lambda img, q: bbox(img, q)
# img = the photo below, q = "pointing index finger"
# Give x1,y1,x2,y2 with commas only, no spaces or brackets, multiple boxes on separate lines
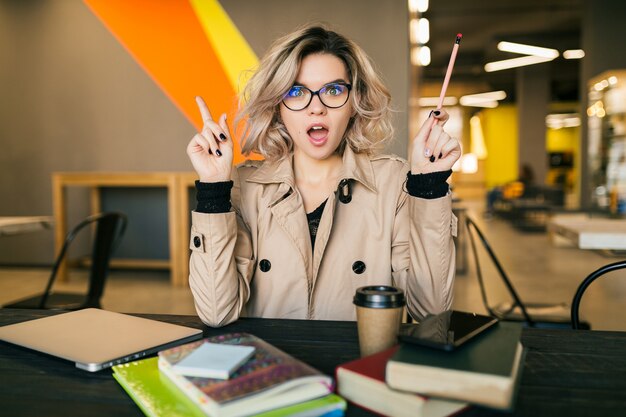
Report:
195,96,213,125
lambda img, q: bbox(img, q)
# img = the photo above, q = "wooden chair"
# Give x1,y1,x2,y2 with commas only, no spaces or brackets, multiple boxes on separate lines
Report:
3,212,127,310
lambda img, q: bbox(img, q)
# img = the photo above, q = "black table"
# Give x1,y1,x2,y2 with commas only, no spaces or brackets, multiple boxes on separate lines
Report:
1,309,625,417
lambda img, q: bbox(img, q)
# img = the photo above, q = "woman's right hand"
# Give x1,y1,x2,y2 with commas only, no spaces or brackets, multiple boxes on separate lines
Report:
186,96,234,183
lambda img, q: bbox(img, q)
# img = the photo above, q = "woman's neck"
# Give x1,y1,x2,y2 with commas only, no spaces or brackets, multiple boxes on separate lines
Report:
293,151,343,213
293,151,342,186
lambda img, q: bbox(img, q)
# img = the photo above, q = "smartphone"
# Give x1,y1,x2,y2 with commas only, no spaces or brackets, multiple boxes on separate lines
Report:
398,310,498,351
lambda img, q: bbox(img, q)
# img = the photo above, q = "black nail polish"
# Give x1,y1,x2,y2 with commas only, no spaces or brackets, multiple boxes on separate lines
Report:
208,149,212,154
219,133,226,141
429,155,436,163
433,110,441,116
438,152,443,159
216,149,222,157
428,110,434,117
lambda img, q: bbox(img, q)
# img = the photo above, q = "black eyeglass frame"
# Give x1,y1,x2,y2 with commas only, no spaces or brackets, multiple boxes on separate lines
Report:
281,83,353,111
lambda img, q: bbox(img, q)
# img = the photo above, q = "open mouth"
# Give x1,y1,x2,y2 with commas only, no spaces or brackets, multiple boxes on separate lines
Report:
307,125,329,144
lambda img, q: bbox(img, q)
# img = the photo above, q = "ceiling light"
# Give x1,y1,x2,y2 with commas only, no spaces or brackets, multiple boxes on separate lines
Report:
408,0,428,13
459,98,499,108
415,96,458,107
587,102,605,117
417,18,429,44
563,49,585,59
497,41,559,59
461,91,507,101
545,113,581,129
484,55,553,72
594,80,610,91
411,46,430,66
563,117,581,128
460,91,506,108
410,18,429,44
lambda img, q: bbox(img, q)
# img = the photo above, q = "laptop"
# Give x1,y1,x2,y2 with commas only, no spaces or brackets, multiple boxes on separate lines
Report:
0,308,203,372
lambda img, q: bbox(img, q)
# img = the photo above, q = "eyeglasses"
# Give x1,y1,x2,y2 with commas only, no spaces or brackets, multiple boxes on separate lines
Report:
282,82,352,111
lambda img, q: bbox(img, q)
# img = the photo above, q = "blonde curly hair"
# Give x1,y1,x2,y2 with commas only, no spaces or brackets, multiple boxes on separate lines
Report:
237,24,393,161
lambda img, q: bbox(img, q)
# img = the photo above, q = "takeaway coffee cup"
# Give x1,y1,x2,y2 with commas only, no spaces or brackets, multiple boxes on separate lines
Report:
353,285,406,357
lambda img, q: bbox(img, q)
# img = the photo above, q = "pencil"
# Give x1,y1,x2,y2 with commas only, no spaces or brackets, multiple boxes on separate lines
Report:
436,33,462,110
429,33,462,129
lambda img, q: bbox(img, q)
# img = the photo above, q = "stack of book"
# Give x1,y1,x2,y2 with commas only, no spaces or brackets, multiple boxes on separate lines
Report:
336,321,525,416
113,332,346,417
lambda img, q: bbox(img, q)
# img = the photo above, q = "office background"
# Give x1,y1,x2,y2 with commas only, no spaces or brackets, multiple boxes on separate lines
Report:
0,0,408,264
1,0,626,266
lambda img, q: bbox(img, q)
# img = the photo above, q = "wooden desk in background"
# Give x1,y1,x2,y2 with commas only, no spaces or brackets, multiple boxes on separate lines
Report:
0,216,53,236
2,309,626,417
52,172,197,287
548,215,626,251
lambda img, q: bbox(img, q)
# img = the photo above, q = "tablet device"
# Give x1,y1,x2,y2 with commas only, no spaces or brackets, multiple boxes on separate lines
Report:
0,308,203,372
399,310,498,351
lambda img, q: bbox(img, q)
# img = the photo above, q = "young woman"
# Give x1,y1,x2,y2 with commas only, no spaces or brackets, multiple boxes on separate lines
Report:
186,25,461,327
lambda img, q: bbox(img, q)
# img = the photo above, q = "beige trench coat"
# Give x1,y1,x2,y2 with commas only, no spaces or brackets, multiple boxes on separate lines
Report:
189,146,457,327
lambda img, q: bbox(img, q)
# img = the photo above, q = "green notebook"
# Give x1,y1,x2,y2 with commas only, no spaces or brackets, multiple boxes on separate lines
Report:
113,357,205,417
112,357,346,417
386,321,525,410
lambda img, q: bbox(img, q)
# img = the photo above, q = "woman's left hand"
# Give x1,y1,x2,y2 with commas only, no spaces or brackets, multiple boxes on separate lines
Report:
410,110,462,174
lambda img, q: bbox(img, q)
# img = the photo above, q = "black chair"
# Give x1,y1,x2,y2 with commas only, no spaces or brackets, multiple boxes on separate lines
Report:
465,215,582,329
571,260,626,329
3,212,127,310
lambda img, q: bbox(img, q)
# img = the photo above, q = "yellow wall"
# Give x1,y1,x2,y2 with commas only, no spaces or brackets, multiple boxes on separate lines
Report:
482,105,518,188
469,103,579,194
546,126,579,152
546,126,579,193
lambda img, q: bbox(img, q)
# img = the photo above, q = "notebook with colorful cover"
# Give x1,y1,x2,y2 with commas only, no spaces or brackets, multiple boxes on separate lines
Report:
112,357,346,417
336,346,468,417
157,333,334,417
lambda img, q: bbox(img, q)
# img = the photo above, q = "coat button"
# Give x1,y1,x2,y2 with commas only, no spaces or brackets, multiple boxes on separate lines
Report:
259,259,271,272
193,236,201,248
352,261,366,274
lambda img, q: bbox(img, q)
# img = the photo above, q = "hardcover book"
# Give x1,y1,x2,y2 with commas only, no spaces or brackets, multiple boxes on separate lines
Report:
386,321,525,410
113,356,346,417
336,346,468,417
157,333,335,417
